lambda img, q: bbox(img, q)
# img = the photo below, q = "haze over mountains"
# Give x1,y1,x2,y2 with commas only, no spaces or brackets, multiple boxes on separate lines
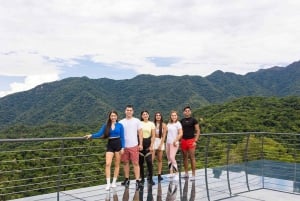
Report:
0,61,299,129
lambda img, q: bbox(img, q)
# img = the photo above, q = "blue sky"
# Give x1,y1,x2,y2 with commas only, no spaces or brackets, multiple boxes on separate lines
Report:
60,56,137,80
1,0,300,97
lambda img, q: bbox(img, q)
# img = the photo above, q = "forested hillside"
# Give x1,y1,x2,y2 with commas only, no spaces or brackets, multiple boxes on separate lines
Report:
0,61,299,132
0,96,299,139
195,96,300,133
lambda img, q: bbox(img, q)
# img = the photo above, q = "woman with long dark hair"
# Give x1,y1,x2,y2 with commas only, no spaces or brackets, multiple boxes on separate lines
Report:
153,112,167,182
85,110,125,190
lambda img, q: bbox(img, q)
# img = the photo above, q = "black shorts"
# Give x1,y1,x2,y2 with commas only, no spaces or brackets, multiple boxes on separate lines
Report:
140,137,152,155
142,137,152,150
107,138,122,152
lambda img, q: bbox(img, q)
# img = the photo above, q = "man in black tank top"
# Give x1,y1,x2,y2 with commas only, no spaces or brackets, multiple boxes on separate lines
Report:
180,106,200,181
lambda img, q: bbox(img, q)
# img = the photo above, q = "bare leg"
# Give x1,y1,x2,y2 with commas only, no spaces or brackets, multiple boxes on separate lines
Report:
132,161,140,180
113,151,120,179
123,162,130,178
189,149,196,176
152,150,156,162
105,152,114,178
182,150,189,174
157,150,163,174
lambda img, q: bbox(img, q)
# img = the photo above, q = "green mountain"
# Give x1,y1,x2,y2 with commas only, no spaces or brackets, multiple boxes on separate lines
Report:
246,61,300,96
195,96,300,133
0,61,299,130
1,96,299,139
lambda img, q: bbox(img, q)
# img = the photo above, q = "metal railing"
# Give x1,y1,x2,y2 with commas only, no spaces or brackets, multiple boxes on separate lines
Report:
0,132,299,200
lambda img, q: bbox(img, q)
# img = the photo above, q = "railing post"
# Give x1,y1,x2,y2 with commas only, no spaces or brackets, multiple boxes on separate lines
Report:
204,136,211,201
226,136,232,196
293,133,297,192
244,133,250,191
57,140,64,201
178,147,183,200
261,133,265,189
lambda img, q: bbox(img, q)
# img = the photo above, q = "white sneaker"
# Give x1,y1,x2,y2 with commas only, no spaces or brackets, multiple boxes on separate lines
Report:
173,174,179,181
111,182,117,188
190,176,195,181
105,184,111,190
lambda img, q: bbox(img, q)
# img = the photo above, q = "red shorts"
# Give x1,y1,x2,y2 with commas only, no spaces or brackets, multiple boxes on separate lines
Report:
181,138,196,151
121,145,139,163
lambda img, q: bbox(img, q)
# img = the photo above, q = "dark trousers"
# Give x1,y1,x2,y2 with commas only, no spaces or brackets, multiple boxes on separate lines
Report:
139,137,153,180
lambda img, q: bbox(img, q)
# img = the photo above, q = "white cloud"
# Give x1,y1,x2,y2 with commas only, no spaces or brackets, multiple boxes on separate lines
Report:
1,0,300,97
0,74,59,97
0,51,61,76
0,51,62,96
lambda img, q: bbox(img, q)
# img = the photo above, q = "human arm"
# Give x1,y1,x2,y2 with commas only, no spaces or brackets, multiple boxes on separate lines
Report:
84,124,105,139
173,128,183,146
138,128,143,150
150,127,155,151
84,134,93,139
173,123,183,146
119,123,125,149
194,122,200,145
159,123,167,149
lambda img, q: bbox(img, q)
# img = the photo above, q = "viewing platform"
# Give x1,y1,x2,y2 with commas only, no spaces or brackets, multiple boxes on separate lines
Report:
1,132,299,200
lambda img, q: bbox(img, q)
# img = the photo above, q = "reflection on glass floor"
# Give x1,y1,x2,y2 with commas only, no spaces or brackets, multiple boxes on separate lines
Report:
10,174,196,201
10,171,300,201
10,160,300,201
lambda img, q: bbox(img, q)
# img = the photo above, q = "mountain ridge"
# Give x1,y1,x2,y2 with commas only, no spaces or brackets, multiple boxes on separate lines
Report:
0,61,299,130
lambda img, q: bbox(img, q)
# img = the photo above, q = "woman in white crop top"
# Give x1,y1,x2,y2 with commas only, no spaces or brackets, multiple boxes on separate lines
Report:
166,110,183,180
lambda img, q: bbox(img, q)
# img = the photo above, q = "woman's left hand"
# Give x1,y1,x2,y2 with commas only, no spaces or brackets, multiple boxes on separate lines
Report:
84,134,92,140
138,144,143,151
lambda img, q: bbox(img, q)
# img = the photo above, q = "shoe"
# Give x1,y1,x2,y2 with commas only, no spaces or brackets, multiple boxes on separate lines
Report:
190,176,196,181
136,180,143,190
139,180,144,188
181,173,189,178
105,184,110,191
111,182,117,188
148,179,155,185
121,178,130,186
173,174,179,181
158,174,164,181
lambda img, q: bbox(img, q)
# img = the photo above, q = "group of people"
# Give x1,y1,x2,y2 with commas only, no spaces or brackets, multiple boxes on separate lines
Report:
84,105,200,191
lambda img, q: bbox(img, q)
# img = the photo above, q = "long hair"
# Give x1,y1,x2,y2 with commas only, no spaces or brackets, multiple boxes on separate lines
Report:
103,110,118,138
154,112,163,138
